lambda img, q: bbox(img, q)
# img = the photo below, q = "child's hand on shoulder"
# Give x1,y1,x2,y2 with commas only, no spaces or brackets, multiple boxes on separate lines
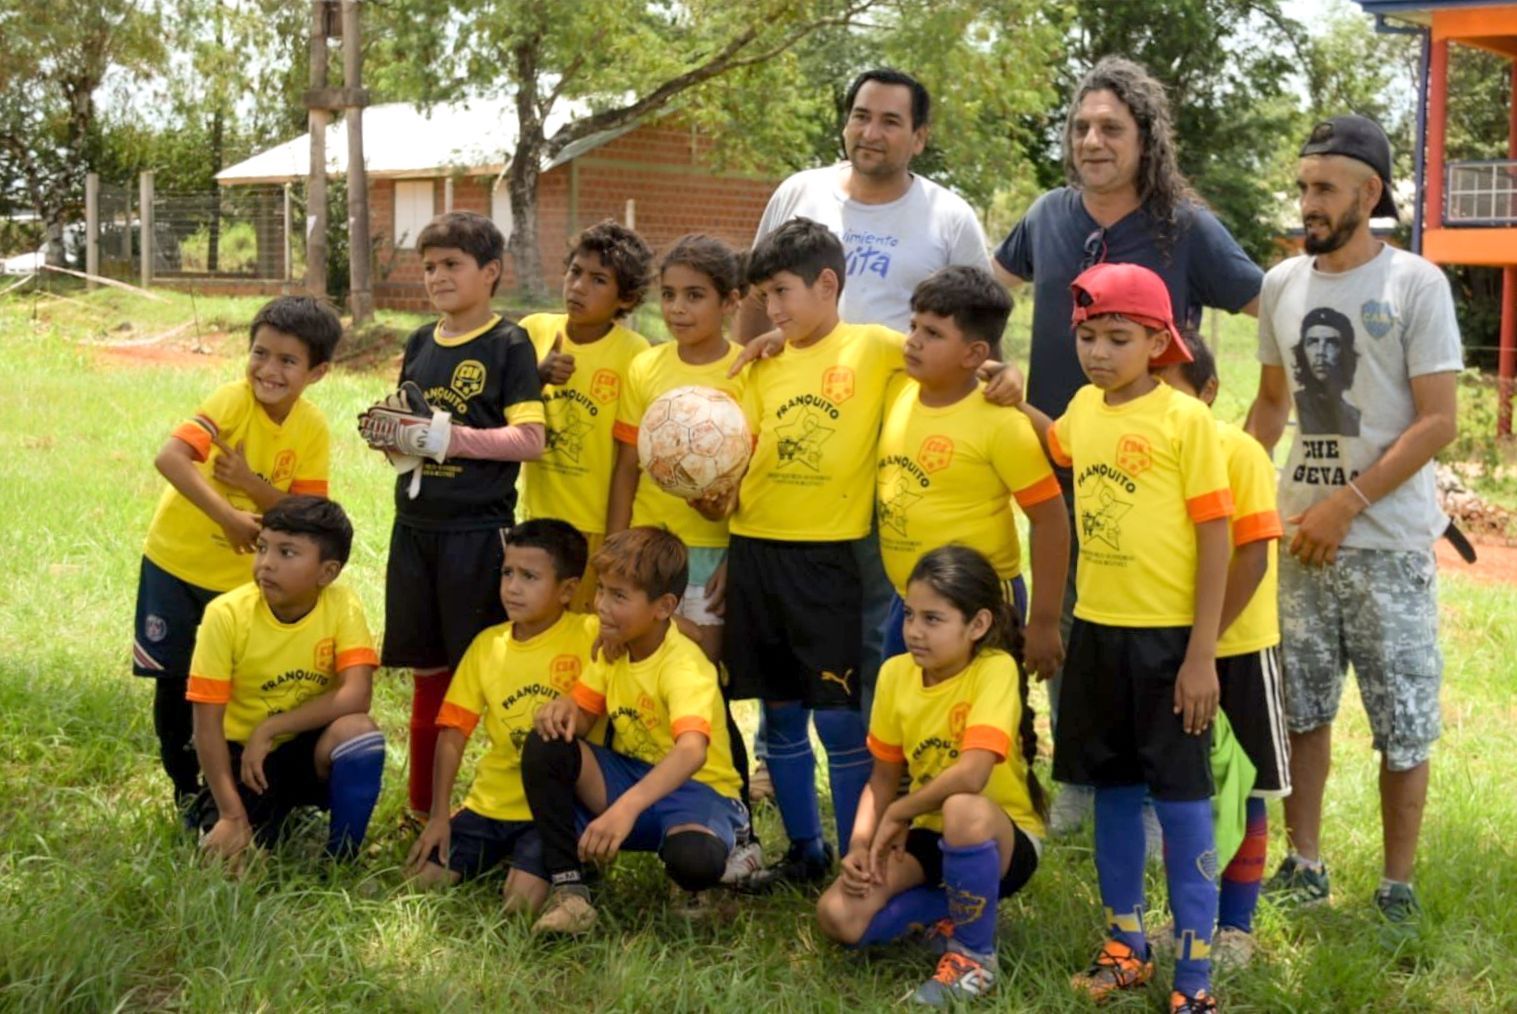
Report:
219,507,262,555
1173,656,1220,735
727,329,786,376
539,333,576,386
1022,618,1064,682
534,696,580,741
978,360,1025,407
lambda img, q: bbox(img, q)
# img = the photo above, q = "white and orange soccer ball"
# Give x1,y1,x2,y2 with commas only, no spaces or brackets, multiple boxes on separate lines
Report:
637,385,752,500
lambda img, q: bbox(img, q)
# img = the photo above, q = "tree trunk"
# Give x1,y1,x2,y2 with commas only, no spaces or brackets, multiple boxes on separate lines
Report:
507,39,547,299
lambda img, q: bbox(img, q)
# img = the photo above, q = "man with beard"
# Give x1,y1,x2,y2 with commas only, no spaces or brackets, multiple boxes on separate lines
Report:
1245,115,1461,930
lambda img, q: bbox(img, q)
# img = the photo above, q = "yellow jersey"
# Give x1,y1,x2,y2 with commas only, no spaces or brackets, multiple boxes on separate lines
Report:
612,341,748,548
519,313,649,534
143,379,329,592
186,582,378,746
569,625,742,799
867,650,1045,839
1216,421,1283,657
1048,383,1233,628
436,612,598,821
733,322,905,541
877,376,1062,594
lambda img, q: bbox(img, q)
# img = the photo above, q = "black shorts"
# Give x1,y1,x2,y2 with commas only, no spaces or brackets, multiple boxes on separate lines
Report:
905,825,1039,900
1219,645,1291,796
722,535,862,709
132,556,221,678
432,808,540,880
198,728,328,847
383,523,506,670
1053,619,1214,801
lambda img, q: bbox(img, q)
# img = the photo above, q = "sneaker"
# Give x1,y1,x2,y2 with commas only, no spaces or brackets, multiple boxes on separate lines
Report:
1070,939,1154,1002
721,840,765,886
918,917,955,957
1170,989,1218,1012
1263,855,1330,906
749,762,774,802
743,840,835,892
911,947,996,1005
1212,927,1256,968
1375,881,1422,923
1048,783,1094,837
531,885,597,935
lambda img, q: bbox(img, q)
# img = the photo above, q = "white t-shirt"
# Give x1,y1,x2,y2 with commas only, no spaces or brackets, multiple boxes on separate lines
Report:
753,164,992,332
1257,244,1463,550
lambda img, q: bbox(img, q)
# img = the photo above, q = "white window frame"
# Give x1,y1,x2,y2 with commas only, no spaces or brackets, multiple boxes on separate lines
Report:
393,179,435,249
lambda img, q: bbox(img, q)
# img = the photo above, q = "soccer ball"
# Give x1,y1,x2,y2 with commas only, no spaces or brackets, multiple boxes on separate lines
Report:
637,385,752,500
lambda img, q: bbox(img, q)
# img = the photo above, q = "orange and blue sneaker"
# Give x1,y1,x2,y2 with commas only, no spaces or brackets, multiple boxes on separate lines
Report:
1070,939,1154,1002
1171,988,1219,1012
911,946,997,1006
917,917,955,956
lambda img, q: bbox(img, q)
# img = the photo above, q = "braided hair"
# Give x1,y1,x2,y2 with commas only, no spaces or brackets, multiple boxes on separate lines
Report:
906,545,1047,819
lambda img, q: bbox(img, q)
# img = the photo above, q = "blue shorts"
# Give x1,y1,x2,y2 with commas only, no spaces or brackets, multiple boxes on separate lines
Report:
436,808,541,880
881,574,1027,660
511,742,749,878
133,556,221,678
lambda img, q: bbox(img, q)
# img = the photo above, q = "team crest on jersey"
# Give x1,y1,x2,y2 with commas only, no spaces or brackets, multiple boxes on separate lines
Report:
948,701,971,744
821,366,855,404
1361,300,1395,339
314,637,335,673
549,654,582,692
145,614,167,643
271,449,296,486
1115,434,1152,476
918,435,954,474
590,369,621,404
451,360,486,401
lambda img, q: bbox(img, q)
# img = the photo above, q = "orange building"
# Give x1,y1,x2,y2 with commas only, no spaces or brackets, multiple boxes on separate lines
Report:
1359,0,1517,434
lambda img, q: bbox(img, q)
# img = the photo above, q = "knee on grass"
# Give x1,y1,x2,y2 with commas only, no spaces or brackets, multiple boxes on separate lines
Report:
660,829,727,892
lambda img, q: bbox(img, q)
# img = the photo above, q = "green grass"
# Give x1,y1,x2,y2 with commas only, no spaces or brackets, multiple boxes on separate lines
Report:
2,289,1515,1010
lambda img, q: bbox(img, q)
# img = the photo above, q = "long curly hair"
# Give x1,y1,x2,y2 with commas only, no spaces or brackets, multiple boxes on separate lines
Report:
1063,56,1200,255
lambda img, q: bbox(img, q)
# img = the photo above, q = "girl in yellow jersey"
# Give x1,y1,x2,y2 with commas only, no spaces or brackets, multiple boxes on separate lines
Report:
816,545,1046,1005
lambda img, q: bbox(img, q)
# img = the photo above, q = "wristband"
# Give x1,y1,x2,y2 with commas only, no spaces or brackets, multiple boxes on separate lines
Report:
1346,478,1373,509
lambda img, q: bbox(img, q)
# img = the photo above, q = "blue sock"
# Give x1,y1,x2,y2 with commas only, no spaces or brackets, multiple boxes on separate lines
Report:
1219,796,1267,933
763,702,824,858
942,839,1002,957
325,730,385,859
1153,797,1218,997
813,708,870,848
855,885,949,947
1093,784,1149,956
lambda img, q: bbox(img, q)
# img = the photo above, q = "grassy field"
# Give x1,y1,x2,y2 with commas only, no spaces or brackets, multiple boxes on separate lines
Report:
1,287,1514,1011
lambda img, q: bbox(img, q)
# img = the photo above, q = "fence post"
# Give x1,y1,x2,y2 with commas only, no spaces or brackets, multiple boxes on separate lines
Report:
139,171,155,288
283,183,294,282
444,176,454,212
121,185,132,259
85,173,99,291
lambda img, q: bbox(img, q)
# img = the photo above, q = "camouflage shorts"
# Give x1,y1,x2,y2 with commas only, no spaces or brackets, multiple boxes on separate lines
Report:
1278,547,1442,771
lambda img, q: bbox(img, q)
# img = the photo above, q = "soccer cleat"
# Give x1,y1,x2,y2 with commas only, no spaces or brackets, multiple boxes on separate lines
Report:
1070,939,1155,1002
1263,855,1330,906
742,840,835,892
911,947,997,1006
720,840,765,886
1170,988,1219,1012
530,886,598,935
918,917,955,957
1211,926,1256,968
1048,783,1094,837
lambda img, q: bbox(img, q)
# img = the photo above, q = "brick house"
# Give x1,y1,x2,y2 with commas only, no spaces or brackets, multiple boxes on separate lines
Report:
215,99,781,310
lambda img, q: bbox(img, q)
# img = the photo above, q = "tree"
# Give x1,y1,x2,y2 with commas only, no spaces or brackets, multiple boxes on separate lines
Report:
0,0,164,263
366,0,1064,293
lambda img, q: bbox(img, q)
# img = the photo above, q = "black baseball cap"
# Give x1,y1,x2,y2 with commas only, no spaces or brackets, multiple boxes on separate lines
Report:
1299,114,1399,220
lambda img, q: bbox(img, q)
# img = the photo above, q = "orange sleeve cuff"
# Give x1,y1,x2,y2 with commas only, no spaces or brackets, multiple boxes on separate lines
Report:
1046,427,1072,468
185,675,230,703
1232,509,1283,546
336,647,379,671
867,734,905,763
289,479,329,496
1186,488,1235,523
961,725,1011,760
570,682,606,715
172,421,214,462
436,701,480,735
1013,472,1063,508
612,421,639,445
671,716,711,740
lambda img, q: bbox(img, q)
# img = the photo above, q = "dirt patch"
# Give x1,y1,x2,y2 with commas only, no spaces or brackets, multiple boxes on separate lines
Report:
1436,537,1517,586
93,343,224,369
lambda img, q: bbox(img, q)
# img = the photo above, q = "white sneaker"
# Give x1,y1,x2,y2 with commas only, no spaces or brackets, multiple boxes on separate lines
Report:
1048,783,1094,836
721,840,765,885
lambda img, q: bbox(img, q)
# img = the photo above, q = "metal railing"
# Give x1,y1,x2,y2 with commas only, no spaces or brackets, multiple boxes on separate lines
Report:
1446,160,1517,226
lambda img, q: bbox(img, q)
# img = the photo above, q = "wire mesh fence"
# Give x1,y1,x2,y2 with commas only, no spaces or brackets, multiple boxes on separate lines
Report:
151,184,303,280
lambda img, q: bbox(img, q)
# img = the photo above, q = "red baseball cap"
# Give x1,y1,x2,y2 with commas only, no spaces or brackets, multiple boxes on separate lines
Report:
1069,262,1193,366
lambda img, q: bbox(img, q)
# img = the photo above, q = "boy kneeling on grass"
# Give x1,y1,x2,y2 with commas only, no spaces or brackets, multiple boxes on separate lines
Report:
189,496,385,867
522,527,750,934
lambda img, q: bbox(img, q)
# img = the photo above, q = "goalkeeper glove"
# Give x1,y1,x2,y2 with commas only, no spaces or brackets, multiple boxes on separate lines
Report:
358,380,452,463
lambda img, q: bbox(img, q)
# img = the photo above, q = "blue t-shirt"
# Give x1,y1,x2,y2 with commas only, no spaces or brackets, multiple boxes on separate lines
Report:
995,187,1263,417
